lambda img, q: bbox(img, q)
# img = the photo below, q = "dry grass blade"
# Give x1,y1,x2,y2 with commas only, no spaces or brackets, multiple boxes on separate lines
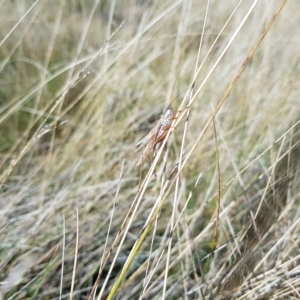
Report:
0,0,39,48
211,116,221,251
59,214,66,300
69,208,79,300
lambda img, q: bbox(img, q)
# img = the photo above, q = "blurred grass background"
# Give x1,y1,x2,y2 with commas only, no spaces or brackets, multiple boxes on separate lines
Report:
0,0,300,299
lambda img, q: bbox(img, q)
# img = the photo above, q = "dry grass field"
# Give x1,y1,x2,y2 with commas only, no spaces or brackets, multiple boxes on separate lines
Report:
0,0,300,299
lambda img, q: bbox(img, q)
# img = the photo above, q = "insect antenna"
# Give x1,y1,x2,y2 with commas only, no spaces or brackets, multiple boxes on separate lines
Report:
166,63,186,110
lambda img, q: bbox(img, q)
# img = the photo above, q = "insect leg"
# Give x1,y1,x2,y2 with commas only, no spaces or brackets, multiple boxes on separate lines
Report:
153,125,171,150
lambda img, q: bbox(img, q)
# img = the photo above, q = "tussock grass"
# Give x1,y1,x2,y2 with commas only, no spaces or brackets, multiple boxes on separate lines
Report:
0,0,299,299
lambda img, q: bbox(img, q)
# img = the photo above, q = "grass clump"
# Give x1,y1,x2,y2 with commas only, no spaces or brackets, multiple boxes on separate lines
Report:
1,1,300,299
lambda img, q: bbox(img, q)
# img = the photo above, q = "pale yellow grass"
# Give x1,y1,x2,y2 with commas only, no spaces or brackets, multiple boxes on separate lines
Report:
0,1,299,299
